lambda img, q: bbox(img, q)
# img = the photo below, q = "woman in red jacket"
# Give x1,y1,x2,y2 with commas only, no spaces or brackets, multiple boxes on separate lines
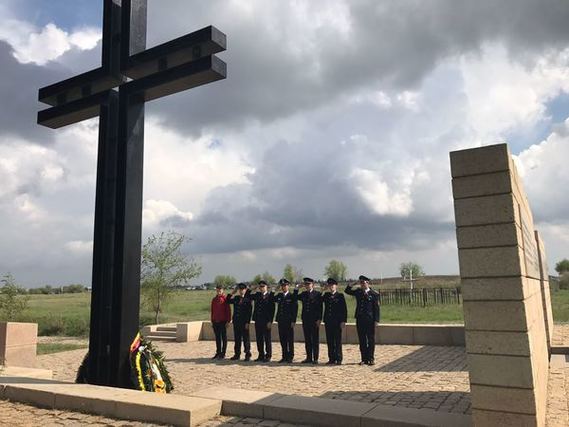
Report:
210,284,232,359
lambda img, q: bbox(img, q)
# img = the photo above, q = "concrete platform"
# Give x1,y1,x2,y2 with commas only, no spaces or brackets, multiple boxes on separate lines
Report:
0,366,53,380
191,387,472,427
0,376,221,427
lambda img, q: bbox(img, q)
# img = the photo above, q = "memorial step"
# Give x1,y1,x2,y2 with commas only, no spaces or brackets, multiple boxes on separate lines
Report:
145,335,177,342
156,326,177,332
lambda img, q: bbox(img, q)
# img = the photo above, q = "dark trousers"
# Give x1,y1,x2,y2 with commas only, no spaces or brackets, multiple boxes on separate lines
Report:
302,320,320,361
212,321,228,356
255,321,272,359
325,322,343,362
278,321,294,361
233,322,251,356
356,318,376,362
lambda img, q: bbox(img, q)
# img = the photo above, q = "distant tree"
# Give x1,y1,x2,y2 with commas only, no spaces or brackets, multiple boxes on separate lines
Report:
324,260,348,282
62,284,87,294
213,275,237,289
141,231,202,324
555,259,569,275
0,274,30,321
252,272,276,286
283,264,303,284
400,262,425,279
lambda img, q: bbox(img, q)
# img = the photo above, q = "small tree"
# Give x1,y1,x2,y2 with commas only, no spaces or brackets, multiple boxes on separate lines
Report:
252,272,276,285
283,264,303,284
0,274,30,321
213,275,237,289
555,259,569,275
141,231,202,324
400,262,425,279
324,260,347,282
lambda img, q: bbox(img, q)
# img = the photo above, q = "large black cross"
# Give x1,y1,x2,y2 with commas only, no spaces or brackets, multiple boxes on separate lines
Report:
37,0,226,388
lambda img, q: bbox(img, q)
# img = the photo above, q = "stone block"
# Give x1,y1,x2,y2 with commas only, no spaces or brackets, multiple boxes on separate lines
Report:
0,366,52,380
263,394,374,427
470,385,537,415
458,246,524,278
55,387,116,417
345,323,359,344
200,322,216,340
412,325,453,346
0,322,38,368
461,277,530,301
362,404,472,427
191,386,282,418
456,223,520,249
463,300,529,332
467,353,534,388
450,326,466,346
465,330,531,356
454,194,517,227
450,143,511,178
472,409,538,427
176,322,203,342
377,325,414,345
3,384,56,409
452,171,512,199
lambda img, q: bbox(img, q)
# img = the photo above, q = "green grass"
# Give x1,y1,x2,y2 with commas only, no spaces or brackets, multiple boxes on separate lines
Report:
15,288,569,336
37,343,87,355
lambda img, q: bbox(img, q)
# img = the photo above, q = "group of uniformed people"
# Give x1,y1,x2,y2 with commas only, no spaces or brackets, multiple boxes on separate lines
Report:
209,275,380,365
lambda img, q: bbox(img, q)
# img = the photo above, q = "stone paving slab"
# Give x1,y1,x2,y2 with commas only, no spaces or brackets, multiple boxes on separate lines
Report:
38,341,471,415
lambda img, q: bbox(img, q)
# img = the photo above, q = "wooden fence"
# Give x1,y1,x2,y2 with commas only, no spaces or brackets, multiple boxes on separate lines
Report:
378,287,462,306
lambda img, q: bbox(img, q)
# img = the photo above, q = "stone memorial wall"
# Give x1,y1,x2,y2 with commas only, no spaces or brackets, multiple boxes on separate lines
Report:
450,144,551,427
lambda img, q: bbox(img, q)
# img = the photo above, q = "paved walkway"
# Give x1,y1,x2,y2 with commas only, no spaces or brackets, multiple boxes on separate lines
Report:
8,324,569,425
38,341,471,415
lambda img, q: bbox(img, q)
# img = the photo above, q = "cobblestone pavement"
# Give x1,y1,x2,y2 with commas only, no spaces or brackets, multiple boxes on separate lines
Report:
547,324,569,427
0,399,164,426
0,400,309,427
38,341,471,415
552,323,569,347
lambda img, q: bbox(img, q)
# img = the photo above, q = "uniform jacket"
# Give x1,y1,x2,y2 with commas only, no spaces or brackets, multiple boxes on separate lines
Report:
226,292,253,324
275,291,298,323
211,294,232,323
295,289,323,322
250,290,276,323
344,286,380,323
323,291,348,324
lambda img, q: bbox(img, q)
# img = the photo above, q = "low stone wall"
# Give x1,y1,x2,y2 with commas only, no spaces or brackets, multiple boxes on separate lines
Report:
144,321,465,347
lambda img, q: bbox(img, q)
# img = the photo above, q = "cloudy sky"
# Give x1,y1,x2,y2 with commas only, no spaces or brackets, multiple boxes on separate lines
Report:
0,0,568,287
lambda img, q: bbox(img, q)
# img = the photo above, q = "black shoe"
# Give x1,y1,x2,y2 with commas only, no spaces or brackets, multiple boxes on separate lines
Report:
263,356,271,363
335,360,342,365
312,360,318,365
254,356,264,362
359,360,367,366
367,359,375,366
326,360,335,365
244,353,252,361
212,353,220,359
230,355,240,361
278,358,286,363
301,359,312,364
219,353,226,359
286,358,293,363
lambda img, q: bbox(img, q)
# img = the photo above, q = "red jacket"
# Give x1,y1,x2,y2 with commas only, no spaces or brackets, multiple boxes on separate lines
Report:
211,294,231,322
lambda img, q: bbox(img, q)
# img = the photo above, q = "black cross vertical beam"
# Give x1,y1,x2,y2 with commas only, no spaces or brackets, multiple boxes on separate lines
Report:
37,0,226,388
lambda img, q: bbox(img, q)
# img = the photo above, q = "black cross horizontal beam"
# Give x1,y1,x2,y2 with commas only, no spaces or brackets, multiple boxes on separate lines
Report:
124,25,226,79
38,55,226,128
37,25,226,128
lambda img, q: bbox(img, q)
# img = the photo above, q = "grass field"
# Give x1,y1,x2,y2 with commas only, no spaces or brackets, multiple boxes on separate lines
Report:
15,288,569,337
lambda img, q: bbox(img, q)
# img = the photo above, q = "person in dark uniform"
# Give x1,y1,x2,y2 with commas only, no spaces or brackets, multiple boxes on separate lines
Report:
345,275,380,365
322,278,347,365
295,277,323,364
226,283,253,361
275,278,298,363
250,280,275,362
